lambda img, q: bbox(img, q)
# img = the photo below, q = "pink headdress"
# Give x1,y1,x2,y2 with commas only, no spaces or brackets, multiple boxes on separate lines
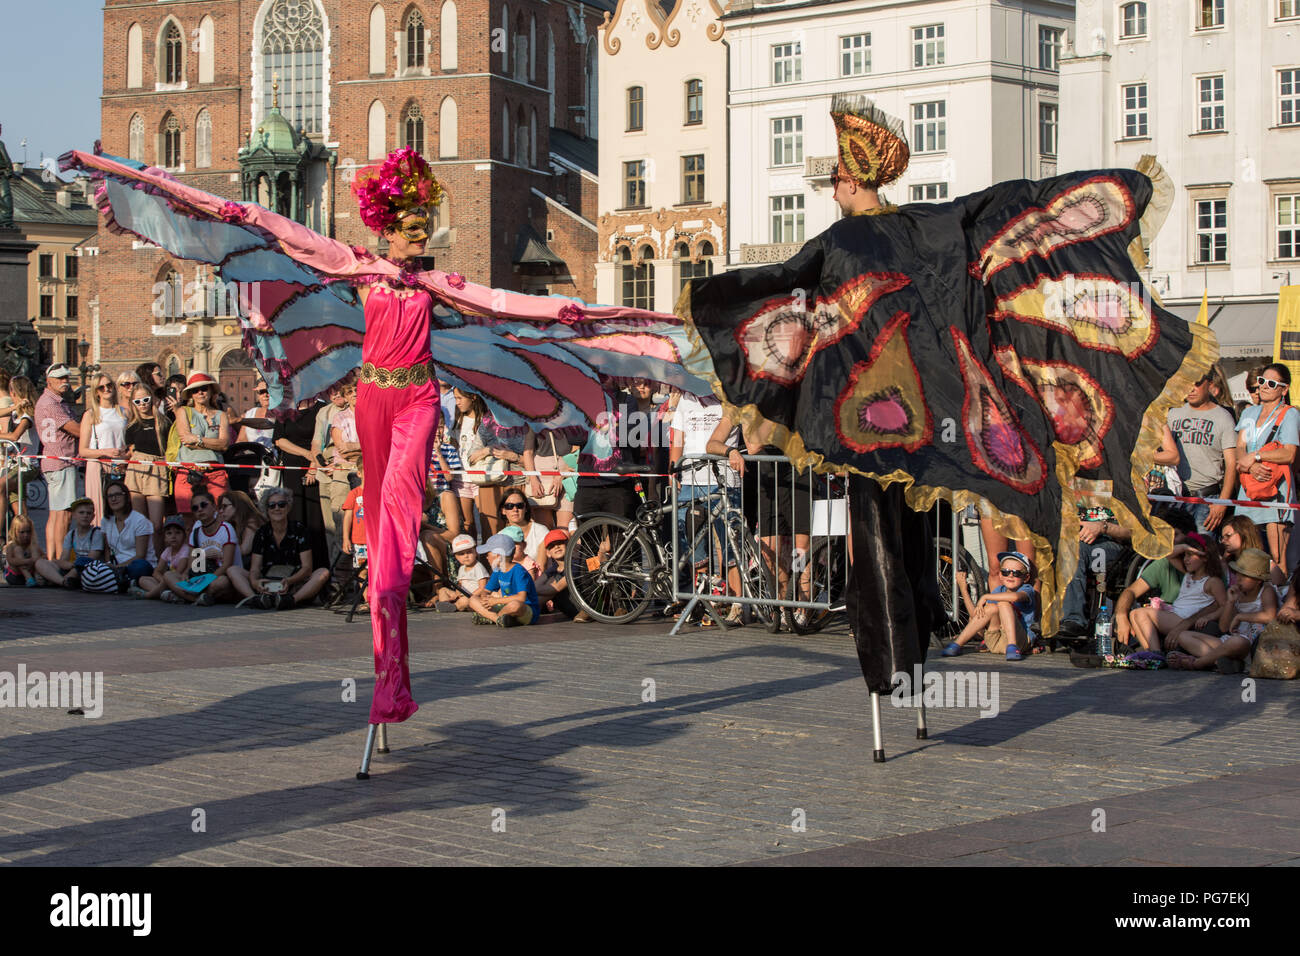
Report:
350,147,444,235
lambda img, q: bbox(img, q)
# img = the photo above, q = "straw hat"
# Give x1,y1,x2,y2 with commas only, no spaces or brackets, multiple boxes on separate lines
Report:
1229,548,1271,582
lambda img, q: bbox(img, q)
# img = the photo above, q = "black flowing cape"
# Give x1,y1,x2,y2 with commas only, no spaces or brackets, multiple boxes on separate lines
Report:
681,163,1216,649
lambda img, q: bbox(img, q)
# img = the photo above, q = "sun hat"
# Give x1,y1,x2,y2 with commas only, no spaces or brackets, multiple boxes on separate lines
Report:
1229,548,1271,582
543,529,569,548
476,533,515,558
451,533,476,553
184,371,219,393
45,363,71,379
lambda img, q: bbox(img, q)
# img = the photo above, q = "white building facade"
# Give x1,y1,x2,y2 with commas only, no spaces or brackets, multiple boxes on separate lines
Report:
725,0,1073,265
1059,0,1300,367
595,0,730,312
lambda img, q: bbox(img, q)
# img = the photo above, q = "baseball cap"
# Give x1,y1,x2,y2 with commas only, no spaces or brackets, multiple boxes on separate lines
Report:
451,533,476,553
997,551,1032,573
46,363,71,379
163,515,187,530
476,533,515,557
543,529,569,548
500,524,525,544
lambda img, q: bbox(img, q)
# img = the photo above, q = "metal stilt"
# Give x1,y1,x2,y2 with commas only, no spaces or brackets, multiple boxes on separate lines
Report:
377,722,390,754
356,723,379,780
916,699,929,740
870,691,885,762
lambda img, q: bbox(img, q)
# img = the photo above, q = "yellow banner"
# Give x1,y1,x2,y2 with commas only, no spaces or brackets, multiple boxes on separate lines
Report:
1195,289,1208,325
1275,285,1300,385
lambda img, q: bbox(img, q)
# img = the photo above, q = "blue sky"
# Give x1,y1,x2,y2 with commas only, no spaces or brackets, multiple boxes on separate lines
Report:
0,0,103,169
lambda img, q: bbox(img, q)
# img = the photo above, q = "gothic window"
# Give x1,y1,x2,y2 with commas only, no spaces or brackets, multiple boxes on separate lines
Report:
128,114,144,161
369,5,386,74
162,113,182,169
162,21,184,84
368,100,387,159
127,23,142,88
198,16,215,83
439,96,458,158
440,1,458,70
196,109,213,167
404,102,425,154
260,0,326,135
405,8,426,71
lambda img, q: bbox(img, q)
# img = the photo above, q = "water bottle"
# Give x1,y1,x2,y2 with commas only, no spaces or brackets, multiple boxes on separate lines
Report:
1094,599,1114,656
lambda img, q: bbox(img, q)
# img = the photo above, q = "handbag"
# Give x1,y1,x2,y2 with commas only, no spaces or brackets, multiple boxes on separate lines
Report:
462,423,507,486
1240,406,1289,501
79,559,120,594
528,432,563,508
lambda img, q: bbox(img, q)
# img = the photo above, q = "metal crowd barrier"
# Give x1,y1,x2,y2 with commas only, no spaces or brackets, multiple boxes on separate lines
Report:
668,452,850,633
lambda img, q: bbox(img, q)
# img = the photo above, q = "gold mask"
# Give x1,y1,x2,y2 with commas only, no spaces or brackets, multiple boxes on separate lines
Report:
398,215,429,242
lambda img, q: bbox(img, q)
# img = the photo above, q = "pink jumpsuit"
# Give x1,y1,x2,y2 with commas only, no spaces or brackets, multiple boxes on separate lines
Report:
354,284,440,724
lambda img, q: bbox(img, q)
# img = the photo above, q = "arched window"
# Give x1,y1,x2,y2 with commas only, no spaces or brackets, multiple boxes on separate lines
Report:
529,14,536,82
439,96,458,158
513,13,527,82
198,16,215,83
501,102,511,159
368,100,387,159
500,4,509,74
158,267,183,323
127,23,142,88
515,106,528,167
369,5,386,74
440,0,458,70
586,39,598,138
546,26,555,124
162,113,182,169
162,21,184,84
128,114,144,161
405,8,426,71
195,109,213,167
677,240,713,294
260,0,326,135
530,108,537,167
1120,2,1147,38
620,246,654,310
404,102,425,154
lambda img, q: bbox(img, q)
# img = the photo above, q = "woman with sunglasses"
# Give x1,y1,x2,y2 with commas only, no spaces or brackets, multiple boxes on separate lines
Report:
135,363,167,402
115,371,142,419
499,490,550,571
173,371,231,519
228,481,331,610
1234,363,1299,573
78,374,127,524
124,384,171,545
941,551,1039,661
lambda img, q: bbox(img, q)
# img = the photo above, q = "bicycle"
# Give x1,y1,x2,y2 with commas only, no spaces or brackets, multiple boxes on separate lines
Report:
565,464,779,628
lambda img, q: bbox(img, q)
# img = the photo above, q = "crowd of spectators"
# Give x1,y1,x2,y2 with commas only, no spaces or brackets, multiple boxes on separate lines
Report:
7,355,1295,670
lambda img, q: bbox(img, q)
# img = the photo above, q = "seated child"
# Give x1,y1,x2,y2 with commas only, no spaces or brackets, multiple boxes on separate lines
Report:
34,498,105,589
132,515,191,600
1169,547,1276,672
433,533,487,612
469,532,540,627
941,550,1038,661
3,514,44,586
341,469,369,605
534,528,582,619
1127,533,1227,653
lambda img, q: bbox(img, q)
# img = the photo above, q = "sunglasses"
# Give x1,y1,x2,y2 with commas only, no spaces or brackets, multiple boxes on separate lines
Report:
133,397,153,405
255,389,268,395
192,503,212,511
502,501,526,510
96,385,114,392
267,500,290,509
1248,386,1260,394
1000,567,1028,578
1260,378,1287,390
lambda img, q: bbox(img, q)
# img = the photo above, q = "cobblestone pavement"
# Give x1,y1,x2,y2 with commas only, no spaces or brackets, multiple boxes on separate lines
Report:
2,586,1299,866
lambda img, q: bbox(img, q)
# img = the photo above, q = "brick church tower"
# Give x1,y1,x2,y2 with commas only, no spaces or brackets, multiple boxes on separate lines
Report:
93,0,605,397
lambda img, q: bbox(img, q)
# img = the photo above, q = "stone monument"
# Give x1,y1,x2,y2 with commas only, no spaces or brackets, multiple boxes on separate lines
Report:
0,124,39,374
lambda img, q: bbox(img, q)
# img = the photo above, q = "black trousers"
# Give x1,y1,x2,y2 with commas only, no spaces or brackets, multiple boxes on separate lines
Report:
844,475,939,694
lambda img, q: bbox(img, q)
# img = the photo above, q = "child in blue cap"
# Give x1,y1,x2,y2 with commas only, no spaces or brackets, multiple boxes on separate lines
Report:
942,550,1038,661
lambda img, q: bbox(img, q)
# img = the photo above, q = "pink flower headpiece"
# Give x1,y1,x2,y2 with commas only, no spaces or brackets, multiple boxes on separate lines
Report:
351,147,444,235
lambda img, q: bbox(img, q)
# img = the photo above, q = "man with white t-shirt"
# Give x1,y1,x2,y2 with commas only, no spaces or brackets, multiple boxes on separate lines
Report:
669,394,742,607
1166,370,1237,534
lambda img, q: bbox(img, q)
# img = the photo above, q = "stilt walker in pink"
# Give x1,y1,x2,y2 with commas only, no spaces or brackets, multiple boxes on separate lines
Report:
348,151,445,728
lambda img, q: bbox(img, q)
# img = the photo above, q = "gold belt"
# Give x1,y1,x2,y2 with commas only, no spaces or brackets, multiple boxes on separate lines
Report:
359,361,434,389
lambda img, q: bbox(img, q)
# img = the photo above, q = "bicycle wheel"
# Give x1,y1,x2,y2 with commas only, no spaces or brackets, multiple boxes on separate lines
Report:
565,512,655,624
733,532,781,632
785,539,848,635
931,536,986,647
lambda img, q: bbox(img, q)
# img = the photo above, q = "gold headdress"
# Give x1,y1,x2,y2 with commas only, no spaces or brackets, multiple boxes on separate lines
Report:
830,95,909,189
